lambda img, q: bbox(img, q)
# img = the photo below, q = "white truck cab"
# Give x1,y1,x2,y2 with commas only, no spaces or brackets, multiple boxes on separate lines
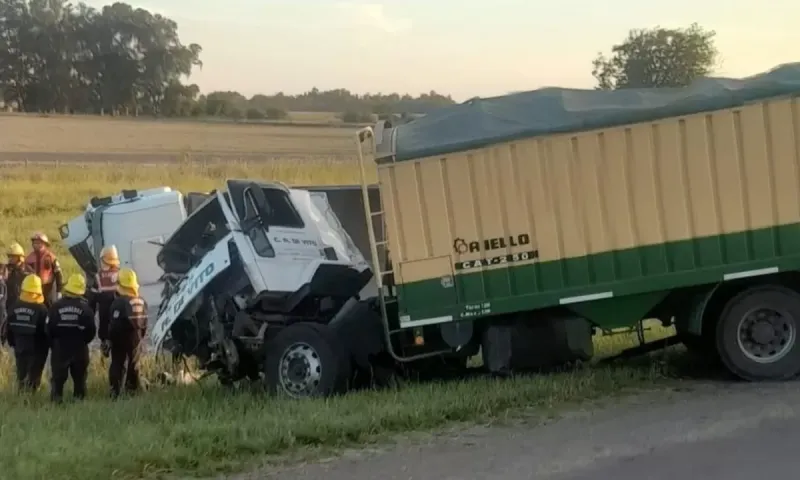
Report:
60,180,378,329
59,187,191,311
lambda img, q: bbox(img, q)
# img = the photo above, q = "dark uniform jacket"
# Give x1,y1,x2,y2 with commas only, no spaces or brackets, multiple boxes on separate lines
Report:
0,278,7,330
109,295,148,343
5,300,49,349
46,296,97,348
5,262,32,311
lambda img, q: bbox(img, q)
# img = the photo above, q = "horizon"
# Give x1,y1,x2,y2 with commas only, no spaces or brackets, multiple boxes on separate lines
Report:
65,0,800,102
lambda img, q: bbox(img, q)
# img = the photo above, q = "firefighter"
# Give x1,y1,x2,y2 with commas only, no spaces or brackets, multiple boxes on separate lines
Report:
108,268,148,398
86,245,120,358
25,233,64,308
5,242,31,311
3,274,49,392
47,273,96,403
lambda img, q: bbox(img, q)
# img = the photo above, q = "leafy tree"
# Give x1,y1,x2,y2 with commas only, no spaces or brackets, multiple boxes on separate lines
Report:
0,0,202,114
592,23,718,90
204,91,246,117
161,81,200,117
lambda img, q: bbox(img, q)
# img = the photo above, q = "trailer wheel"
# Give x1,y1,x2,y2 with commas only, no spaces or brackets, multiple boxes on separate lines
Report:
263,322,351,398
716,286,800,381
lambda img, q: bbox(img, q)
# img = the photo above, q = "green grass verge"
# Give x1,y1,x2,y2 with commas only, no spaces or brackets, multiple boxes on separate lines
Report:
0,324,684,479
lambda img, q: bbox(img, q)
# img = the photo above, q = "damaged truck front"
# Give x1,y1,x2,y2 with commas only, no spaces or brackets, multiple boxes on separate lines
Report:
150,180,388,395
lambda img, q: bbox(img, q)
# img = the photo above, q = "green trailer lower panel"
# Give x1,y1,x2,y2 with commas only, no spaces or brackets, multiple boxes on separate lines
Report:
397,222,800,329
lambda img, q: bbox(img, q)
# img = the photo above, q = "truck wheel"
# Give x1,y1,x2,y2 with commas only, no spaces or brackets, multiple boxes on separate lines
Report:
263,322,351,398
715,286,800,381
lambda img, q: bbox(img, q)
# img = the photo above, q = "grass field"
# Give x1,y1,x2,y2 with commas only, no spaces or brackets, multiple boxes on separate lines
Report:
0,161,688,479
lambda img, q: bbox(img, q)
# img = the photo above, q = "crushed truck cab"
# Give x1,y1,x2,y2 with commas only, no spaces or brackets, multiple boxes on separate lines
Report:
149,180,382,394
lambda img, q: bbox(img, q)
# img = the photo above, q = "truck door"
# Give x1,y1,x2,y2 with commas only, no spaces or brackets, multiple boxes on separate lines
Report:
232,183,324,293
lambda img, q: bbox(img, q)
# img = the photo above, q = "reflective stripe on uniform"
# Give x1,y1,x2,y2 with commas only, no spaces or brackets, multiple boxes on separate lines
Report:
9,322,36,329
95,270,119,292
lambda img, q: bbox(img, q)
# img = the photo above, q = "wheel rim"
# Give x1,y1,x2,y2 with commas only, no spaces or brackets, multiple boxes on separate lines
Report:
278,342,322,397
736,306,796,364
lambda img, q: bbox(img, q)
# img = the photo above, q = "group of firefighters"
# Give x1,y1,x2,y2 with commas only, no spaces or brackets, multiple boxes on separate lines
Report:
0,233,149,402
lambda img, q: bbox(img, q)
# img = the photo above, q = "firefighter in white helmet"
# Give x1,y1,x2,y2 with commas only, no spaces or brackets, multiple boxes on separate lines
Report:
86,245,120,357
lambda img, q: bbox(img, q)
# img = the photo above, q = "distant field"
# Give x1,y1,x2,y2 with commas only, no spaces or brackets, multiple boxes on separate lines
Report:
0,112,360,164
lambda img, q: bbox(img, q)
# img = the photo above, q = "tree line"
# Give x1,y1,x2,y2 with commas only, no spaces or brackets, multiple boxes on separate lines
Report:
200,89,456,122
1,0,720,121
0,0,455,119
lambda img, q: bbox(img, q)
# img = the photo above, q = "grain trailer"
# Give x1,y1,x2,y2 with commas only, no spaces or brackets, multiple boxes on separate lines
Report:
359,62,800,382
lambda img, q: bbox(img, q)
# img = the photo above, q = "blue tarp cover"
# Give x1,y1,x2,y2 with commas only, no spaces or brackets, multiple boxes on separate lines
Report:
392,63,800,162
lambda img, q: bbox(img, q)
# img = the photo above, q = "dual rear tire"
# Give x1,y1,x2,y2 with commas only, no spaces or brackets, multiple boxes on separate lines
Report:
715,286,800,381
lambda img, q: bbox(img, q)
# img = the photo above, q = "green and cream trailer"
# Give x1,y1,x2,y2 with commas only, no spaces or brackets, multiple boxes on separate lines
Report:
356,62,800,381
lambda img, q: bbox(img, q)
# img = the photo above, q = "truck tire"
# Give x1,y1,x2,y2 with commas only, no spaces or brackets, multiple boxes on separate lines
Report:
715,286,800,381
263,322,351,398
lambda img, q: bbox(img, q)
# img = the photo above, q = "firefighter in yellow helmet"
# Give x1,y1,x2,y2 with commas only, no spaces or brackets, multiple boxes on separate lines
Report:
3,274,49,392
25,232,64,308
86,245,120,358
5,242,32,313
46,274,96,402
107,268,148,398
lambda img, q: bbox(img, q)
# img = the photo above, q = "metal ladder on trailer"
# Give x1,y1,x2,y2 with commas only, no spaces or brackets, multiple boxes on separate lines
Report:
355,129,397,323
355,128,453,363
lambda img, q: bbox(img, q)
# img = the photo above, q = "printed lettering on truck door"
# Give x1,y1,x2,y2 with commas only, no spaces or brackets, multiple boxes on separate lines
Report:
270,228,321,258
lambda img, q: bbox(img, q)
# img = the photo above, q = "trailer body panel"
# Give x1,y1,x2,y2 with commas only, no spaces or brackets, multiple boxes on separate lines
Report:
378,97,800,328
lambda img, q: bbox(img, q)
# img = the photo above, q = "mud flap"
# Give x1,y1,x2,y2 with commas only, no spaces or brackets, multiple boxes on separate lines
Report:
328,300,386,370
481,314,594,374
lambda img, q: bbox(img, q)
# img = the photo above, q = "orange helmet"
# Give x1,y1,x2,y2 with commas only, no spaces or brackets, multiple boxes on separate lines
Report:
31,232,50,245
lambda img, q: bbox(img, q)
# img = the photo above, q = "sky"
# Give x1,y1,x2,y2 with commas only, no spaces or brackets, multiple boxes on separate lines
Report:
82,0,800,101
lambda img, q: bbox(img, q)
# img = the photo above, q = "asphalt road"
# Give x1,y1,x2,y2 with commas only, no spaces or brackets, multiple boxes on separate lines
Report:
232,381,800,480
